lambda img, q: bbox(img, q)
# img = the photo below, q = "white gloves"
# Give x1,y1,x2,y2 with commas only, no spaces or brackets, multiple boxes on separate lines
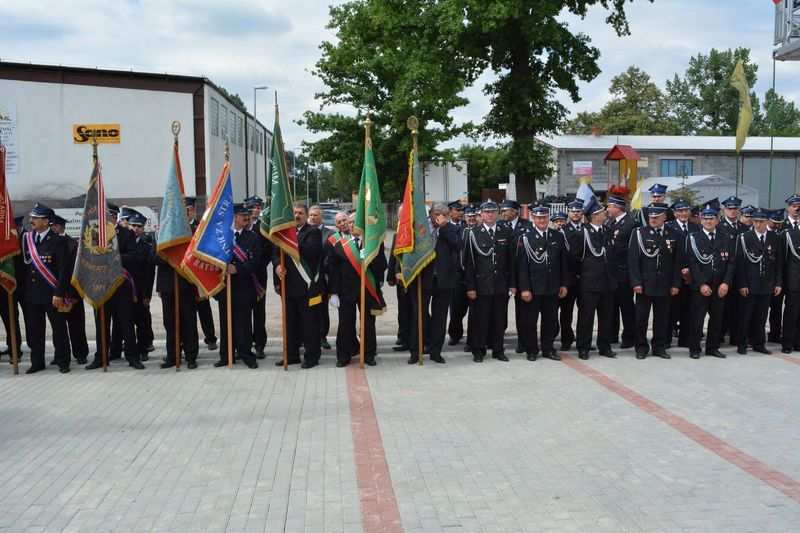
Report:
330,294,340,308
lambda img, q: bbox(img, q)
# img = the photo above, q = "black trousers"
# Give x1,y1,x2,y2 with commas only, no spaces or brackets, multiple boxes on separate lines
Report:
66,299,89,361
768,293,784,342
317,292,330,342
0,289,22,353
465,297,476,348
722,291,743,345
513,293,525,348
521,293,558,355
689,289,725,354
612,283,636,345
93,290,139,365
336,299,376,364
410,283,451,358
576,290,614,352
781,290,800,350
739,293,771,349
196,297,217,344
26,301,69,369
635,293,670,353
286,296,320,364
470,293,508,357
448,281,469,342
161,291,199,364
132,300,152,355
668,284,692,347
557,285,578,347
252,297,267,349
396,284,412,345
218,299,255,364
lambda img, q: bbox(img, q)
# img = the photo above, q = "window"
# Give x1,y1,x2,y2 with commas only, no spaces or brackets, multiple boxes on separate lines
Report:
231,110,236,143
236,116,243,147
220,104,228,139
660,159,693,177
210,98,219,136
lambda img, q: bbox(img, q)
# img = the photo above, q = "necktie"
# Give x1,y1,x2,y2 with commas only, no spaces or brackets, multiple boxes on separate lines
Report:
794,222,798,230
709,232,715,244
355,237,360,249
489,227,494,238
35,234,41,245
235,231,240,242
760,234,765,244
657,229,662,238
681,223,686,233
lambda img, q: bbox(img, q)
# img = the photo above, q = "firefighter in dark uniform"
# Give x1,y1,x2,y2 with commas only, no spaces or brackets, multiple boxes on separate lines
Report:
735,208,783,355
780,195,800,353
516,204,568,361
447,201,470,346
186,196,218,351
329,213,387,367
637,183,674,225
310,205,334,351
500,200,533,353
21,204,72,374
273,203,323,368
767,209,785,344
152,250,199,369
558,200,584,350
464,200,516,363
463,203,481,353
571,198,617,360
686,204,734,358
718,196,748,346
126,211,156,362
213,204,260,369
666,199,700,348
606,195,638,349
244,196,271,358
0,215,25,361
628,203,682,359
781,195,800,232
49,215,89,365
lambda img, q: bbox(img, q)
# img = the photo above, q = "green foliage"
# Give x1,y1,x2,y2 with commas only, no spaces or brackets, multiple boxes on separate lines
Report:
667,182,702,207
216,86,248,113
753,88,800,136
457,144,511,200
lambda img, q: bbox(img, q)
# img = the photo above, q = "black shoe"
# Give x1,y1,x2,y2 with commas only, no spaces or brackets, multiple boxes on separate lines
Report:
146,344,155,353
654,351,671,359
49,359,57,366
599,350,617,358
619,342,635,349
301,361,318,369
690,352,701,359
213,360,228,368
736,346,747,355
407,356,417,364
275,360,301,366
753,346,772,355
706,350,726,358
473,355,483,363
25,366,44,374
543,351,561,361
526,353,538,361
336,361,348,368
108,354,121,361
664,343,672,350
365,360,377,366
447,338,460,346
59,366,70,374
560,343,572,351
430,356,446,364
423,345,430,354
187,361,198,369
463,345,472,352
76,357,87,365
206,341,218,351
245,360,258,369
515,345,524,354
392,345,409,352
782,347,792,354
321,340,332,350
636,352,647,359
160,361,176,369
256,348,266,360
492,353,509,362
85,360,103,370
578,351,589,360
129,361,145,370
139,354,149,362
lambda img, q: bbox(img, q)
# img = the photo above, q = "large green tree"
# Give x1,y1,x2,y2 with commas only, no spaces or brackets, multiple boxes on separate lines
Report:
753,88,800,137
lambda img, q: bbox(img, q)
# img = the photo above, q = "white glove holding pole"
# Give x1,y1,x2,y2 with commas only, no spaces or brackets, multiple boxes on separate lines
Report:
330,294,340,308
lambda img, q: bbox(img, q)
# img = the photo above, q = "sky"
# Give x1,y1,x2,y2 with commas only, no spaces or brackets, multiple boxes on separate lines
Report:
1,0,797,152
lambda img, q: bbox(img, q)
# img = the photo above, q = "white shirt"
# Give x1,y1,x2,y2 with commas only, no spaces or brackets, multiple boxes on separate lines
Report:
483,223,497,233
590,223,603,232
754,230,767,241
614,213,627,224
35,228,50,241
704,229,715,240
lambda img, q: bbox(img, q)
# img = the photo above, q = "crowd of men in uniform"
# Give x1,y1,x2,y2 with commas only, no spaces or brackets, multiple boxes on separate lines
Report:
4,183,800,375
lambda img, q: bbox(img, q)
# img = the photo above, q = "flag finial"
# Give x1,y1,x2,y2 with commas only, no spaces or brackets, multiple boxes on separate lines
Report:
171,120,181,142
91,129,99,164
224,136,230,162
407,116,419,152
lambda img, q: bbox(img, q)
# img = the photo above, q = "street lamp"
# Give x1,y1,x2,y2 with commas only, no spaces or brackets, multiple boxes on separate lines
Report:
253,85,268,195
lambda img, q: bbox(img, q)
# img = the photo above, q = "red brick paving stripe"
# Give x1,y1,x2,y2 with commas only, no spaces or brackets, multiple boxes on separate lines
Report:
770,353,800,366
560,354,800,504
346,365,404,533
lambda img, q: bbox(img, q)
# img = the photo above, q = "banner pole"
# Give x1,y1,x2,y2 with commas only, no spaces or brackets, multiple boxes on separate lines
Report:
359,261,366,369
100,305,108,372
280,249,288,371
174,270,181,371
226,271,233,368
8,293,19,375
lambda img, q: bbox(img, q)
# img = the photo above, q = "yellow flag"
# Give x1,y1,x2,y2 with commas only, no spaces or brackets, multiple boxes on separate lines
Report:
729,58,753,152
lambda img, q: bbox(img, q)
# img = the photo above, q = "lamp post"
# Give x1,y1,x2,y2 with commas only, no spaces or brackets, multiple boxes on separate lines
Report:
253,85,268,196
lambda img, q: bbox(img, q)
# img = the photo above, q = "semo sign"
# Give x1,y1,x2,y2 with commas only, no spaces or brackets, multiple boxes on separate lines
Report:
73,124,121,144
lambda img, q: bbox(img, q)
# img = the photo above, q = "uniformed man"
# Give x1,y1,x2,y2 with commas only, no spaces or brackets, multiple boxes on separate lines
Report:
386,214,413,352
273,203,323,368
559,200,584,350
606,195,638,349
407,202,462,364
309,205,334,351
0,215,24,361
127,211,156,362
780,197,800,353
551,211,567,230
516,204,568,361
666,199,700,348
447,204,472,347
243,196,271,358
186,196,218,351
781,195,800,231
628,203,681,359
462,204,482,353
21,204,72,373
464,200,516,362
685,204,734,359
329,213,387,367
500,199,533,353
638,183,671,225
767,208,785,343
741,205,755,227
213,204,261,369
152,249,200,370
571,198,617,360
718,196,747,347
448,200,466,226
735,208,782,355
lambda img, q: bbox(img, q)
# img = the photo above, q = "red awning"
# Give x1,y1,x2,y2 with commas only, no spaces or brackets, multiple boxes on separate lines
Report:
603,144,640,161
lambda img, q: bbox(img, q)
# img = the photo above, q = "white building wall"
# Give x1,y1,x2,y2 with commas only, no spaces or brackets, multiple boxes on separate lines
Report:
422,159,468,204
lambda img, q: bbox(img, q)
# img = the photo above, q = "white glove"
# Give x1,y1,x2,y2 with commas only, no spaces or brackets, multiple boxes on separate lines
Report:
330,294,340,308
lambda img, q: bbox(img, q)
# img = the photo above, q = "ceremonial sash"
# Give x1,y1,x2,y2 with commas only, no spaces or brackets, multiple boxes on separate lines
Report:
232,240,266,300
24,231,72,312
122,268,138,302
340,236,386,315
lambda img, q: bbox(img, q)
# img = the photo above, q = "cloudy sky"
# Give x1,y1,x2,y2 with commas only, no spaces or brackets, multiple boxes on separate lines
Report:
1,0,796,151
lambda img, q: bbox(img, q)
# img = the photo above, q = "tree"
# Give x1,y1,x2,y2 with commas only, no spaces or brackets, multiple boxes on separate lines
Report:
457,144,512,201
665,47,761,136
216,86,247,113
752,88,800,137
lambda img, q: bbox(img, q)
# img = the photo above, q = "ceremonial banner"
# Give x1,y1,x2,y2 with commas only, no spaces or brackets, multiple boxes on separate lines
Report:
0,146,19,292
180,162,234,298
353,129,386,268
156,140,193,275
71,163,123,309
730,58,753,152
261,108,298,259
394,149,435,288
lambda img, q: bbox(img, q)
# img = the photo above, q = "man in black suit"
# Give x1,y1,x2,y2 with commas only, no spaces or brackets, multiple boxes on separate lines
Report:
274,203,323,369
21,204,72,374
126,212,156,362
735,208,783,355
310,205,334,351
628,203,682,359
780,199,800,353
447,204,472,346
186,196,218,351
387,231,412,351
558,200,584,350
570,198,618,360
516,204,568,361
767,209,785,343
686,204,734,358
407,202,463,364
718,195,748,346
666,199,700,348
329,213,387,367
214,204,261,369
153,252,199,369
606,195,638,349
244,196,270,358
464,200,516,362
500,200,533,353
448,200,466,227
